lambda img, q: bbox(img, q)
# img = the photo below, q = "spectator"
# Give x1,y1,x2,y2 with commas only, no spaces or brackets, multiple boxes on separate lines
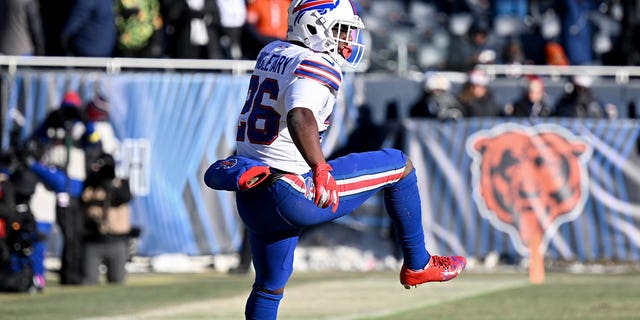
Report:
0,0,45,56
545,40,570,66
4,116,48,291
554,0,594,65
242,0,290,59
503,76,552,119
490,0,528,20
28,91,101,285
0,144,41,292
551,75,613,118
30,157,85,285
39,0,75,56
605,0,640,66
409,72,465,120
10,160,47,292
519,24,551,65
30,91,101,163
446,20,500,71
83,90,121,172
61,0,117,57
216,0,246,59
30,152,132,285
0,159,31,292
114,0,164,58
552,75,617,118
500,36,526,65
161,0,224,59
428,0,472,16
552,75,618,119
622,1,640,65
80,152,132,285
456,70,503,117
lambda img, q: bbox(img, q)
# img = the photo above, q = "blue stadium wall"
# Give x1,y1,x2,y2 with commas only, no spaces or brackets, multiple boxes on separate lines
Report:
1,71,639,263
0,71,359,257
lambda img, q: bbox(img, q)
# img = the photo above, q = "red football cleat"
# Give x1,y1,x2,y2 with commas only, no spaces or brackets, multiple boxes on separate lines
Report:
400,255,467,289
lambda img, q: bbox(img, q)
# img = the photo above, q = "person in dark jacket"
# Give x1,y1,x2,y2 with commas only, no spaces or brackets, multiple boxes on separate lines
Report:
80,152,132,284
161,0,224,59
38,0,74,56
409,72,465,120
27,91,102,285
551,75,610,118
456,70,503,117
61,0,117,57
30,152,133,285
503,76,552,119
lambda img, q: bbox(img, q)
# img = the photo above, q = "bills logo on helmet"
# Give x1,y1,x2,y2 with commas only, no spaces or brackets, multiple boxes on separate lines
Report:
292,0,359,22
293,0,347,23
466,123,592,255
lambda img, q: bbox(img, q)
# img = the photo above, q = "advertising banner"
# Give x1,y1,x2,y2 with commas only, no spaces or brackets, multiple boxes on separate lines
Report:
405,118,640,262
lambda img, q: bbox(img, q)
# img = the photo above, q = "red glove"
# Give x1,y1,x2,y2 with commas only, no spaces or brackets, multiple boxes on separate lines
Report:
311,163,339,213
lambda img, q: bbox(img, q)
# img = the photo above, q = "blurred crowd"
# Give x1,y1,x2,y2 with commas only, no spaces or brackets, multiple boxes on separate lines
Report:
1,0,638,73
0,0,287,60
0,90,137,292
408,70,622,121
362,0,639,72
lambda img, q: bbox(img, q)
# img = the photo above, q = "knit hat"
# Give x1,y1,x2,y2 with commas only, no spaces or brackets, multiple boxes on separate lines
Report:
526,75,544,88
424,72,451,92
468,70,489,86
61,91,82,108
572,75,593,88
85,93,110,121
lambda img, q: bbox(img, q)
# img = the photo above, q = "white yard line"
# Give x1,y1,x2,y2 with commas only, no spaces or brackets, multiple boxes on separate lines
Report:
80,275,529,320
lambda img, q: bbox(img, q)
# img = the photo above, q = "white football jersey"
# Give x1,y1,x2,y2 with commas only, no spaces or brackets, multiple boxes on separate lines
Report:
236,40,343,174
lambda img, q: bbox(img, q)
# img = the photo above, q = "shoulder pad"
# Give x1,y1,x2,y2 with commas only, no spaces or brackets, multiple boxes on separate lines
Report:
294,56,342,91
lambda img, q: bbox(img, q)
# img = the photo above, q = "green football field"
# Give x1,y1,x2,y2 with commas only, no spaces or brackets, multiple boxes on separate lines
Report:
1,270,638,319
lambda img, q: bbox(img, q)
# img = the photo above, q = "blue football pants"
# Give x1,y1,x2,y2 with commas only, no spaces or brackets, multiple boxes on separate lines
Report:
236,148,430,319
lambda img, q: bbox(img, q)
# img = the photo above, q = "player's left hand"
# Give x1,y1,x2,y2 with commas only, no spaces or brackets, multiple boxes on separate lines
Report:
311,163,339,213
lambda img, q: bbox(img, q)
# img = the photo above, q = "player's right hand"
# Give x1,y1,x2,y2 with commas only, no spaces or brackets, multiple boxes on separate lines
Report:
311,163,339,213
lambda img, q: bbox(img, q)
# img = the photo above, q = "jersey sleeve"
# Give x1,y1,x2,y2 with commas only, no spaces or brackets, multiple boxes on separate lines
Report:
293,56,342,91
284,77,331,114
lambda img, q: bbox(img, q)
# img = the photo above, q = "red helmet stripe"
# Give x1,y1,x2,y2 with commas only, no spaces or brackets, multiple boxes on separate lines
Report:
293,0,337,13
347,0,357,14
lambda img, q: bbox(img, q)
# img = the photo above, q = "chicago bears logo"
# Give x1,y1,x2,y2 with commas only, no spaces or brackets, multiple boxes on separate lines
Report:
466,123,592,255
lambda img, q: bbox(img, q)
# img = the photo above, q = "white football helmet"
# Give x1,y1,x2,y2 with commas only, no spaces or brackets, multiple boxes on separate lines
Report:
287,0,366,69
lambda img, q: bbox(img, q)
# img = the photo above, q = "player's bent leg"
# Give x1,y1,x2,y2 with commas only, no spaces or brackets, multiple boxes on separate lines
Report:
388,155,467,288
383,157,430,271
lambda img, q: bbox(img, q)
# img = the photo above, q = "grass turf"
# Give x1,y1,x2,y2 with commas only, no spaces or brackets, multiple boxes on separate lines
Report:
0,271,638,319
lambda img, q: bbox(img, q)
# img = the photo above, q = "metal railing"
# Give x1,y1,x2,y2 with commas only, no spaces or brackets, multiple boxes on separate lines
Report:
475,64,640,84
0,55,257,75
3,55,640,84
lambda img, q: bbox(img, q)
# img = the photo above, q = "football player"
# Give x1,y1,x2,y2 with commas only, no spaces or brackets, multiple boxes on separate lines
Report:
232,0,467,318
